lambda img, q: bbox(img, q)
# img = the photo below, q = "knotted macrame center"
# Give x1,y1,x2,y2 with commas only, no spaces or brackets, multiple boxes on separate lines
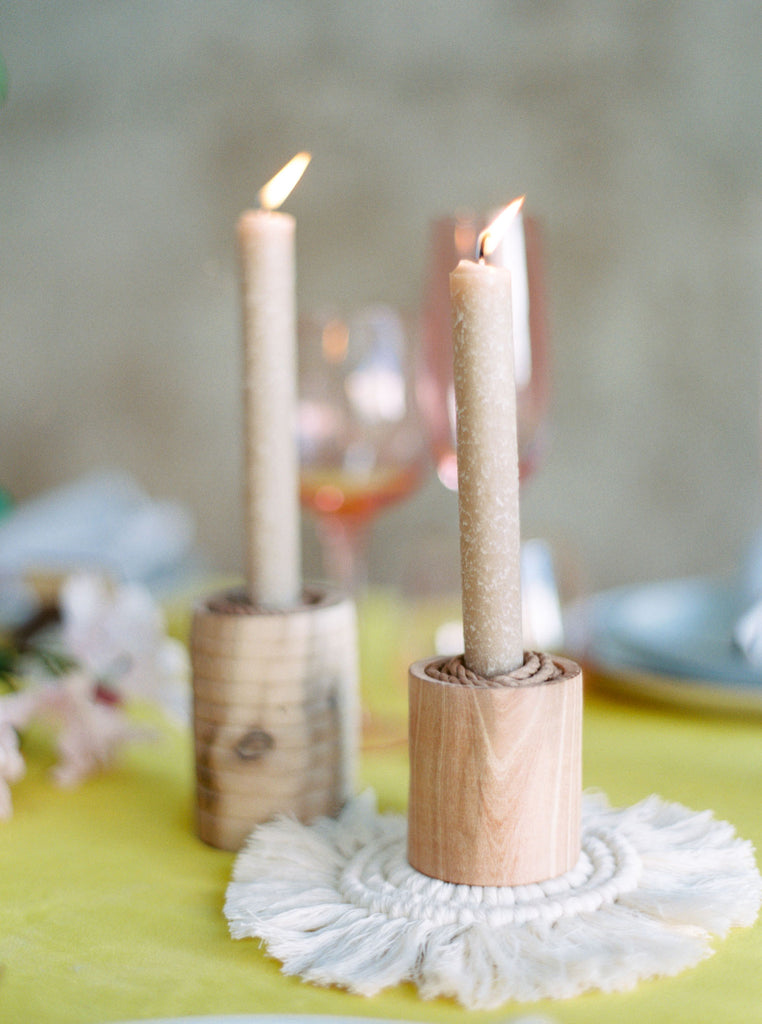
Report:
339,818,641,928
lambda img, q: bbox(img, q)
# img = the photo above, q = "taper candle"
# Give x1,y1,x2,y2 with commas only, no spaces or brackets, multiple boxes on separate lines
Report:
450,199,524,676
238,153,310,608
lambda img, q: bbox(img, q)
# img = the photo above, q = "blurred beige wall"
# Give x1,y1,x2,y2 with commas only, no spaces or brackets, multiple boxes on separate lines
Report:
2,2,761,595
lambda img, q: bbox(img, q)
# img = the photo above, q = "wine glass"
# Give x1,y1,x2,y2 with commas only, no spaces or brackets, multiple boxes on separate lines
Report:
297,305,429,593
418,207,560,651
418,207,551,490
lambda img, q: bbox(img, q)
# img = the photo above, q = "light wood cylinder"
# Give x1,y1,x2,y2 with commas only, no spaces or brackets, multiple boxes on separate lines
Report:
190,585,358,850
407,653,582,886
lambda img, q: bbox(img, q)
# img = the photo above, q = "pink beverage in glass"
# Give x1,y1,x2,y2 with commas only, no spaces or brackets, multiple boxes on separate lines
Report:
298,305,428,591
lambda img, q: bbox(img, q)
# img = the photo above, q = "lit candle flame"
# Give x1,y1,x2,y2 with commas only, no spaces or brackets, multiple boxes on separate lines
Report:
258,151,311,211
477,196,525,261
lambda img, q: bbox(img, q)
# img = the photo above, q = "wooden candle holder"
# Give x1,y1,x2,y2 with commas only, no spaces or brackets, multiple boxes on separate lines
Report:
407,652,582,887
190,585,358,851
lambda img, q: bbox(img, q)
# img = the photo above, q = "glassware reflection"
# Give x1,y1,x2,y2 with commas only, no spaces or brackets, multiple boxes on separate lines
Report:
298,305,428,593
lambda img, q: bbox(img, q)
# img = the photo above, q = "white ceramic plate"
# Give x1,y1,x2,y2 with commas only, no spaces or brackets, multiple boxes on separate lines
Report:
573,576,762,713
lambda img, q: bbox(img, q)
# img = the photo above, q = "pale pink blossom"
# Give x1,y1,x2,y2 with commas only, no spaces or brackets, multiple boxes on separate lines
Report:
60,572,189,720
0,730,24,818
0,572,185,817
0,690,41,818
37,671,155,788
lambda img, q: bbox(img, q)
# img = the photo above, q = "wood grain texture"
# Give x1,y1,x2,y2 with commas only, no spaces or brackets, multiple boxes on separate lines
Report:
195,740,341,790
194,721,339,758
195,788,341,852
190,586,358,850
407,654,582,886
192,695,337,726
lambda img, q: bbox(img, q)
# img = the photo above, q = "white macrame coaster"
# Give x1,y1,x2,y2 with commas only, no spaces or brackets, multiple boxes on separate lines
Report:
225,790,761,1009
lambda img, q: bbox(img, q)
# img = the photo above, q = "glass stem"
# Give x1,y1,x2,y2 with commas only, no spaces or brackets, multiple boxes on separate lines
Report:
315,515,370,595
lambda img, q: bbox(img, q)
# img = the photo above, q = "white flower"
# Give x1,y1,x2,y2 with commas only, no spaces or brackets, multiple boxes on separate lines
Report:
59,572,189,720
0,690,41,818
38,670,155,788
0,572,186,818
0,727,24,819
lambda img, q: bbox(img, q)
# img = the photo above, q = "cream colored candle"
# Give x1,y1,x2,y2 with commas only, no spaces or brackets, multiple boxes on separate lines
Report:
450,205,523,676
495,206,531,390
238,153,310,608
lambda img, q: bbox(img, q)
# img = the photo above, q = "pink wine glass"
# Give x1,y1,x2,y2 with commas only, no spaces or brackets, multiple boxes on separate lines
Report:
297,305,429,593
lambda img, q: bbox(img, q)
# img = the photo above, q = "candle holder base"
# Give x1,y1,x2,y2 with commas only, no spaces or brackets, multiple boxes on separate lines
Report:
225,788,760,1007
190,584,358,851
407,652,582,886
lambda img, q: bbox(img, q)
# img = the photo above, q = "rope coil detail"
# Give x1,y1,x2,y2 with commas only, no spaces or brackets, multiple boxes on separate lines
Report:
427,650,563,687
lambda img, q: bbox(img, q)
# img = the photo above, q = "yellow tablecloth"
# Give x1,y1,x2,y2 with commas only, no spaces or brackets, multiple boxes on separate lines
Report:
1,592,761,1024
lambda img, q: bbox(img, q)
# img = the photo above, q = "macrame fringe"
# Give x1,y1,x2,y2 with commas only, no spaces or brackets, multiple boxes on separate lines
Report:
225,791,761,1009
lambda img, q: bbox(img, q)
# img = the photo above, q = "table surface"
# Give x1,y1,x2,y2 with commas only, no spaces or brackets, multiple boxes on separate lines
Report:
2,592,761,1024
